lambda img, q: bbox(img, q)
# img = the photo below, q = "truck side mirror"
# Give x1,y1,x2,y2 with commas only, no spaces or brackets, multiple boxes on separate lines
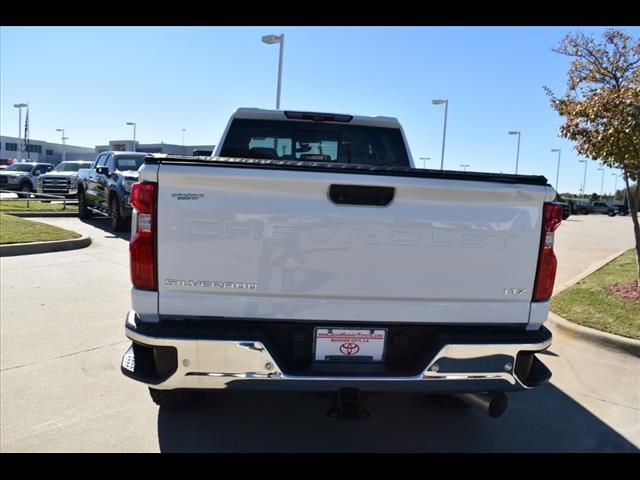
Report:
96,166,110,176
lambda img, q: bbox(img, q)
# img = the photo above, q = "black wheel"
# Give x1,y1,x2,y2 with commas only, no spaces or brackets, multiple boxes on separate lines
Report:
148,388,202,409
17,182,33,198
77,188,90,219
109,196,127,232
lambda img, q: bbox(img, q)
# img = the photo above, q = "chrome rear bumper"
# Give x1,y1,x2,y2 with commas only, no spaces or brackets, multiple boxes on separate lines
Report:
122,311,552,393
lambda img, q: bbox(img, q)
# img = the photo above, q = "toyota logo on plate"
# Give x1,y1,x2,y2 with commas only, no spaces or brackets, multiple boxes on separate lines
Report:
340,342,360,355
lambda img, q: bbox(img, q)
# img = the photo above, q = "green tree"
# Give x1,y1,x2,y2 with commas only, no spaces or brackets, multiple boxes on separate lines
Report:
545,29,640,286
615,183,638,204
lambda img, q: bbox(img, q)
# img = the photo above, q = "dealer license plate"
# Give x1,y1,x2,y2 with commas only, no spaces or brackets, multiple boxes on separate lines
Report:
314,328,386,362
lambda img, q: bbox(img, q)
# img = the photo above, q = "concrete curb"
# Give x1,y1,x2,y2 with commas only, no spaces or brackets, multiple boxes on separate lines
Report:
0,235,91,257
547,312,640,358
3,211,78,218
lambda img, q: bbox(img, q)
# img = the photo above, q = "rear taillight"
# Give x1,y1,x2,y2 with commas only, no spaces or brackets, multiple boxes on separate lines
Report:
533,202,563,301
130,182,157,291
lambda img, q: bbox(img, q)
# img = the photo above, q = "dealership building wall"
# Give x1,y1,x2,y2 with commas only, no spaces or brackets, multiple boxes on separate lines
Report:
1,136,96,165
1,135,216,166
95,140,215,155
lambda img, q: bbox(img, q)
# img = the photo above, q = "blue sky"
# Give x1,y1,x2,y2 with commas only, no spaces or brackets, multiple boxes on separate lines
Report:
1,26,638,194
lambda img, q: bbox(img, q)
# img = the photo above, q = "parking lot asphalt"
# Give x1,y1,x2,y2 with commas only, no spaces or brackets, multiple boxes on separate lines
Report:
1,214,638,452
553,214,636,293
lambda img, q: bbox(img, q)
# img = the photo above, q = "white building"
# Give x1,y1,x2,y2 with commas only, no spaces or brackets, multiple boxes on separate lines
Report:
95,140,215,155
0,135,216,167
0,136,95,166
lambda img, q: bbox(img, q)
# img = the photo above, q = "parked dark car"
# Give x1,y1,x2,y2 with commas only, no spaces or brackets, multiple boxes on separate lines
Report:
613,203,629,216
76,151,147,231
591,201,618,216
573,199,593,214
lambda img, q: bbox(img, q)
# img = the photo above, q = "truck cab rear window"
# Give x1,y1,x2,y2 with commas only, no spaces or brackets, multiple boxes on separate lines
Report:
116,157,144,171
220,119,410,167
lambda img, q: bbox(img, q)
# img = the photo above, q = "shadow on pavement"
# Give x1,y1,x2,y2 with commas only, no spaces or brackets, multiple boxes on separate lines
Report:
157,383,638,453
81,217,131,242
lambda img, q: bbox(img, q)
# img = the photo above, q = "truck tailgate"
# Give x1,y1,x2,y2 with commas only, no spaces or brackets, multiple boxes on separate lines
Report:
155,163,552,325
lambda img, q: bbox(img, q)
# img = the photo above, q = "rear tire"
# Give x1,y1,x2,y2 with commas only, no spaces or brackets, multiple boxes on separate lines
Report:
149,388,202,409
109,196,127,232
77,188,90,219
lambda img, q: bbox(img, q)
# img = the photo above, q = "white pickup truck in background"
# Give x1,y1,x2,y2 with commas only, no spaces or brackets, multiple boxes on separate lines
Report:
121,108,562,418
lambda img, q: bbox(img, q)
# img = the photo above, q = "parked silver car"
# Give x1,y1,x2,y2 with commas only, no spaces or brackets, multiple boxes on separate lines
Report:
0,162,54,197
37,160,93,198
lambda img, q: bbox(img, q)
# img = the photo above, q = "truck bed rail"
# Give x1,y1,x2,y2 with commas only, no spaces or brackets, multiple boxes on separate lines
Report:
143,155,549,187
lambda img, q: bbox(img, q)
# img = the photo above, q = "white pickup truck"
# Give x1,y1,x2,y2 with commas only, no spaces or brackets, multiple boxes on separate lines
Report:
121,108,562,418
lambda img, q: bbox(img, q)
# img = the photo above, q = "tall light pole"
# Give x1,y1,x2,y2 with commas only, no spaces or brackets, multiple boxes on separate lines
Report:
579,159,588,197
182,128,186,146
460,164,470,172
56,128,67,163
597,167,605,197
551,148,561,191
126,122,136,152
612,173,618,200
14,103,28,162
508,131,521,174
432,99,448,170
262,34,284,109
419,157,430,169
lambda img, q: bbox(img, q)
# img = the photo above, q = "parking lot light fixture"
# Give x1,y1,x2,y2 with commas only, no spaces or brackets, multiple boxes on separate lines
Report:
508,131,521,174
56,128,67,163
419,157,431,169
432,99,448,170
597,167,605,197
262,34,284,109
579,159,588,197
14,103,28,162
126,122,137,152
551,149,561,191
460,164,470,172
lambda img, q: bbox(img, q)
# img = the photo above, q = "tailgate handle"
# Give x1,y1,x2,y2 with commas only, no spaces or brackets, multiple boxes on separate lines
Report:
329,184,395,207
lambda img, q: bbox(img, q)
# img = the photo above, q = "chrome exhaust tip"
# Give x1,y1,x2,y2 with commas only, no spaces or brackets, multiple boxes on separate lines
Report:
454,392,508,418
